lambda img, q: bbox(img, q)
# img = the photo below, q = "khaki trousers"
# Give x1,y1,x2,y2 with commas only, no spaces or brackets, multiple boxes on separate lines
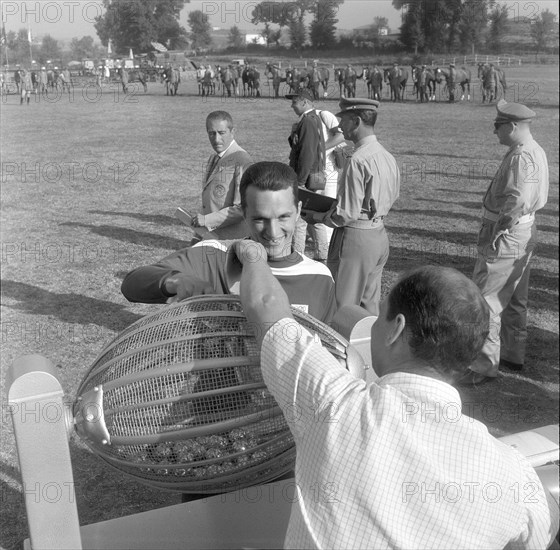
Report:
471,219,536,376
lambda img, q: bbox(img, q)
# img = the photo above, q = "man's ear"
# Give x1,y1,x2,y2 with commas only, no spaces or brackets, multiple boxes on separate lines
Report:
296,200,302,217
386,313,406,346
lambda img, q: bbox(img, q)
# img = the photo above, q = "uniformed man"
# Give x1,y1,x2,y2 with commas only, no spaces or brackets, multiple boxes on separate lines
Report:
302,97,400,315
460,100,549,385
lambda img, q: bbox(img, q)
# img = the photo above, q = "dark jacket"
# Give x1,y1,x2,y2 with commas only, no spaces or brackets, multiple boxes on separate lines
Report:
288,110,325,187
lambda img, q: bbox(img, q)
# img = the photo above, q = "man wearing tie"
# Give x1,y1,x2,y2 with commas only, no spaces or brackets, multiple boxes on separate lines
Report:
191,111,253,240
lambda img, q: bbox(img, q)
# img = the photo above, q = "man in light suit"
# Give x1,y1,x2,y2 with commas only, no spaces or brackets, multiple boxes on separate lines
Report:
191,111,253,240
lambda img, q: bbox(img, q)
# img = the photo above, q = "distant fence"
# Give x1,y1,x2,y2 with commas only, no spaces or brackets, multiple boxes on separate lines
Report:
434,54,523,66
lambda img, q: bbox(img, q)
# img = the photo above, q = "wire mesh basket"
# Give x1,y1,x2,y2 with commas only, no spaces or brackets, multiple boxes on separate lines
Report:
74,295,356,493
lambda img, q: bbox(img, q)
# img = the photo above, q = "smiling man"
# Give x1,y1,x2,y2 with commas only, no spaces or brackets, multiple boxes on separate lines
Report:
189,111,253,240
121,161,336,323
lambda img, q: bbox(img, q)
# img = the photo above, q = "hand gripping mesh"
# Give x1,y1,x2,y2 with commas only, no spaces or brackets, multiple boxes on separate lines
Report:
74,295,353,493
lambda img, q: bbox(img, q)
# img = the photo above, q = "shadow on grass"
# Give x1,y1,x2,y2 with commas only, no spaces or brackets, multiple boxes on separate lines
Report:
422,170,494,181
413,198,482,210
0,437,179,550
1,280,142,331
435,188,485,197
0,461,27,550
392,208,479,223
387,246,559,310
388,226,478,247
88,210,181,226
537,224,559,234
458,326,559,437
60,222,187,251
400,150,496,161
540,205,560,216
388,223,558,261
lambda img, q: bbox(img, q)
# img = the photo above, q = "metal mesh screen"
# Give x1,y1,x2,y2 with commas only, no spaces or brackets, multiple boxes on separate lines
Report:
74,295,351,493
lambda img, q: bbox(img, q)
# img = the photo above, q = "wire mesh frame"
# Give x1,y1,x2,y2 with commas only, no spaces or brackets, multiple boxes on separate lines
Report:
74,295,351,492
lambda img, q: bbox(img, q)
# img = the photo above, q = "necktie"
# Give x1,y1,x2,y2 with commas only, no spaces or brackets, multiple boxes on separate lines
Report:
207,154,220,178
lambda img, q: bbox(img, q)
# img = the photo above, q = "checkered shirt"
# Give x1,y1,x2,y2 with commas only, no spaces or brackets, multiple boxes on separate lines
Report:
261,319,558,550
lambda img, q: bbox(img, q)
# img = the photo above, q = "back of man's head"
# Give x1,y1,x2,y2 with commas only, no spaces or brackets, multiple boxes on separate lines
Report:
240,162,298,210
387,266,489,381
354,109,377,129
206,110,233,129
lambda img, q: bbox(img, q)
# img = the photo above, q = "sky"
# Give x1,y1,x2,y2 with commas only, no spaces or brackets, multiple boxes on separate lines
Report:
1,0,559,42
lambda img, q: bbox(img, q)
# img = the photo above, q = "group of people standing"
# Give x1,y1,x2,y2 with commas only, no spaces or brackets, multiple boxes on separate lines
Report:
9,66,72,104
119,92,554,546
123,94,549,387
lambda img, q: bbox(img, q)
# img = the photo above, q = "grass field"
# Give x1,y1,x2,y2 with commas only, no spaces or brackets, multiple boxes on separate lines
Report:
1,63,558,549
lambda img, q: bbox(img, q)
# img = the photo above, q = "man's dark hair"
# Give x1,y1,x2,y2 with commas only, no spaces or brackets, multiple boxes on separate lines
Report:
354,109,377,128
206,110,233,129
240,161,299,210
386,266,489,381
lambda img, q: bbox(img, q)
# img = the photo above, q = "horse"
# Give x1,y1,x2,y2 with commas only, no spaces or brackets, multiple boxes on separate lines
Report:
478,63,507,103
246,66,261,98
333,68,345,97
411,65,437,102
362,66,383,101
265,62,286,99
46,69,57,91
125,69,149,93
162,67,180,96
383,66,408,102
434,66,471,101
285,67,304,94
241,66,251,96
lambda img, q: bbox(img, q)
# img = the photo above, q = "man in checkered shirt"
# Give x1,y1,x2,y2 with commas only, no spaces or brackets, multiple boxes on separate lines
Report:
235,243,558,549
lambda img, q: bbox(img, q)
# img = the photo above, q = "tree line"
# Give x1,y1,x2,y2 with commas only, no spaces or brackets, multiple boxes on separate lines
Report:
394,0,557,56
1,0,557,67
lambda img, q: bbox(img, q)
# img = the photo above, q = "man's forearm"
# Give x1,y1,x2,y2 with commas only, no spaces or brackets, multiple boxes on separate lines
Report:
121,266,174,303
239,251,293,348
204,205,244,230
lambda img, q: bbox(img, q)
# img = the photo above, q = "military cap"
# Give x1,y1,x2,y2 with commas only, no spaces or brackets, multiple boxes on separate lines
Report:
335,97,380,117
285,89,315,102
495,99,536,123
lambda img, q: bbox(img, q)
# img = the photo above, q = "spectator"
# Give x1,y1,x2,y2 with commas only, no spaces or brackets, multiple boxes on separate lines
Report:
121,161,336,324
286,89,327,260
235,253,559,550
190,111,253,240
303,97,400,315
462,100,550,385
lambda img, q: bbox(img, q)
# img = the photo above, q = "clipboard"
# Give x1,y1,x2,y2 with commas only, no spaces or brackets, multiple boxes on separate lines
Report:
175,207,216,240
298,188,336,213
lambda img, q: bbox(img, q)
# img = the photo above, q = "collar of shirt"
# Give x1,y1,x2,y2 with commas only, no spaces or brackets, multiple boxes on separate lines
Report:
297,108,314,123
217,140,236,158
354,134,379,150
377,371,461,404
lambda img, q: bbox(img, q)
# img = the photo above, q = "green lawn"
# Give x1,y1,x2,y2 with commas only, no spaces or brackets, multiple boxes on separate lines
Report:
1,63,558,549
